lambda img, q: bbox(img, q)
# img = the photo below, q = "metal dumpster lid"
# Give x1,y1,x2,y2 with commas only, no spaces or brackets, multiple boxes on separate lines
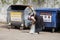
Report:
35,8,60,12
10,5,32,10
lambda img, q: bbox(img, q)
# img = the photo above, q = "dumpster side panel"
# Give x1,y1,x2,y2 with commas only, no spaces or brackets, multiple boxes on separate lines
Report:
35,10,40,16
52,12,56,28
35,9,57,28
40,11,52,27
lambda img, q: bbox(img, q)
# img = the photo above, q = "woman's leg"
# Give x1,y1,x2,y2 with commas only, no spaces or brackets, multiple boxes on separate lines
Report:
29,24,35,33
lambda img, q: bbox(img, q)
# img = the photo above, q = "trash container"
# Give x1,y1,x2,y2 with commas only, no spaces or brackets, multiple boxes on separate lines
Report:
35,8,60,32
7,5,34,29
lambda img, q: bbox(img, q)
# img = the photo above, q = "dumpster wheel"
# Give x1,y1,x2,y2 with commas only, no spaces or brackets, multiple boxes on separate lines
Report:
8,25,15,29
8,25,11,29
52,28,55,33
19,26,24,30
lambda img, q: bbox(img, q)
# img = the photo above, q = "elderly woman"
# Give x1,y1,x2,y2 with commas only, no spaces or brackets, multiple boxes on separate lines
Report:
24,6,44,34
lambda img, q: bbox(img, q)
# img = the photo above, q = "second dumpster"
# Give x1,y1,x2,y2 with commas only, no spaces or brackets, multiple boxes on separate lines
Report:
35,8,60,32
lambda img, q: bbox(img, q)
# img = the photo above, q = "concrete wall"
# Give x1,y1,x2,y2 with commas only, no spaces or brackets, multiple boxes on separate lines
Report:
0,0,60,23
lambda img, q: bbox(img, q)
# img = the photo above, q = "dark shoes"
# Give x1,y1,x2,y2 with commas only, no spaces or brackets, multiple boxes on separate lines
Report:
37,32,39,34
